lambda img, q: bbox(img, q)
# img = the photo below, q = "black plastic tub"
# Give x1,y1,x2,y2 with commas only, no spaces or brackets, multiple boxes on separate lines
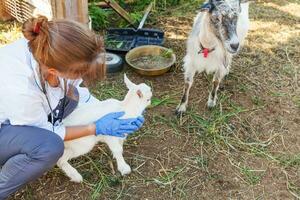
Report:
105,28,164,54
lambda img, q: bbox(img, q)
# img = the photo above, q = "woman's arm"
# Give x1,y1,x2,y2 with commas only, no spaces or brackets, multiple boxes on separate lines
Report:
64,124,96,141
64,112,145,141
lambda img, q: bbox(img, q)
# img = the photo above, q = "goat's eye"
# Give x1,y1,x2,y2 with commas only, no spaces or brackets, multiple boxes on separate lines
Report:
212,14,222,23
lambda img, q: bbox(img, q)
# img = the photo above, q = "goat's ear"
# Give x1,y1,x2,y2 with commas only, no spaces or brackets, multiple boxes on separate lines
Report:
200,2,214,12
211,0,224,5
124,73,136,89
136,90,143,98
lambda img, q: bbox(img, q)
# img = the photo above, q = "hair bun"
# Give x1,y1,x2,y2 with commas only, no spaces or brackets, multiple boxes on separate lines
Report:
22,16,48,41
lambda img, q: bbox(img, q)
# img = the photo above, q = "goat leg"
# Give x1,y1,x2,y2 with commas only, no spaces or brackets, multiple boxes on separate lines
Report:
207,71,224,108
176,70,195,115
57,159,83,183
104,137,131,176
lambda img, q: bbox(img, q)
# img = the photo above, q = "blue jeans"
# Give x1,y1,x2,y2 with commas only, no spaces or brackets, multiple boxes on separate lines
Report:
0,86,80,199
0,125,64,200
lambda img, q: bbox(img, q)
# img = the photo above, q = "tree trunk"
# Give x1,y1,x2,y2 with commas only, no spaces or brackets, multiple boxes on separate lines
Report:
51,0,89,26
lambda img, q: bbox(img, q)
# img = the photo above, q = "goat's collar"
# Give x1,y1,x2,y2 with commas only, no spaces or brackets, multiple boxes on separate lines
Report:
198,43,215,58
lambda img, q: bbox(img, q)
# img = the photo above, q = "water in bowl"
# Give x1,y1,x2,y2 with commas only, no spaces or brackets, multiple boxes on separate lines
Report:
130,52,173,70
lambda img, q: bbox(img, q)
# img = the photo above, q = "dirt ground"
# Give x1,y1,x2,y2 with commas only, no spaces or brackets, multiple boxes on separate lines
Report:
1,0,299,199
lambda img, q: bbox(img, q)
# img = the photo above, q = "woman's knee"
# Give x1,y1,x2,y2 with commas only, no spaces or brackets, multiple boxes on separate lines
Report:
45,134,64,161
30,133,64,165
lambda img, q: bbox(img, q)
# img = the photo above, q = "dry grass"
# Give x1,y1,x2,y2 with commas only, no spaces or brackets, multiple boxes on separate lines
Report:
1,0,300,199
0,21,22,47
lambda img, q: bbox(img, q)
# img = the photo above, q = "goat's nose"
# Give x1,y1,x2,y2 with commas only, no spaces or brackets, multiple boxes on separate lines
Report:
230,43,239,51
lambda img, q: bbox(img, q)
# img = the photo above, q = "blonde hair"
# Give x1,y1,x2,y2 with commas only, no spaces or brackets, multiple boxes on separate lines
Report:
22,16,106,86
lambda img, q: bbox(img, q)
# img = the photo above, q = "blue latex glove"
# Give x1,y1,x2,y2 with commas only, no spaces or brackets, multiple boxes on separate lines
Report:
95,112,145,137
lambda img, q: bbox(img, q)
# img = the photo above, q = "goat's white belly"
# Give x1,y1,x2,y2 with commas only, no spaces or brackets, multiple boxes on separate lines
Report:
196,56,220,74
185,34,225,75
184,52,222,75
64,135,97,158
63,99,122,157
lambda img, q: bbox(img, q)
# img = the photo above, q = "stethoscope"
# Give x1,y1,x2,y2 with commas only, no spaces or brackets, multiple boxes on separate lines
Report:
29,55,67,132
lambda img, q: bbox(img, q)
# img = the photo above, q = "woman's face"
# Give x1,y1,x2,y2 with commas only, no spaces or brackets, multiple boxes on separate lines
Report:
55,70,81,80
43,64,80,80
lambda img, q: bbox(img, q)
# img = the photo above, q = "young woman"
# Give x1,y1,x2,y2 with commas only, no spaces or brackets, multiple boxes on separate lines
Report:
0,16,144,199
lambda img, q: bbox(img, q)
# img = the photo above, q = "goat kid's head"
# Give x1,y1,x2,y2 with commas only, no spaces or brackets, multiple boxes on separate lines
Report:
124,74,152,107
201,0,246,54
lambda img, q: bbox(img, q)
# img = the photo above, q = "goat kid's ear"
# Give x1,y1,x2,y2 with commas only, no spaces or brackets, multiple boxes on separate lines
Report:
137,90,143,98
124,73,136,89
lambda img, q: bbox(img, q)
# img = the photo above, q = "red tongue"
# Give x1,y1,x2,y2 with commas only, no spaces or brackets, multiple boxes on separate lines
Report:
203,48,209,58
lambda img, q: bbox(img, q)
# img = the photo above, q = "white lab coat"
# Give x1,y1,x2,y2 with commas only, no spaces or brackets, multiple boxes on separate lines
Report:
0,38,94,139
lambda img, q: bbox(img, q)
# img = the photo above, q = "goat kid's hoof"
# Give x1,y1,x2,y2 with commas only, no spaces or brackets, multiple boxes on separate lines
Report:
207,99,216,108
70,173,83,183
118,164,131,176
175,105,186,116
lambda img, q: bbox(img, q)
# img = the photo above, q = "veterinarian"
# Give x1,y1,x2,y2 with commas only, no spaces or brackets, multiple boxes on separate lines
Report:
0,16,144,199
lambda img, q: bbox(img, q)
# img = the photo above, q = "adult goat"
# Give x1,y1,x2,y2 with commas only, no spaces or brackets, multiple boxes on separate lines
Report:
176,0,249,115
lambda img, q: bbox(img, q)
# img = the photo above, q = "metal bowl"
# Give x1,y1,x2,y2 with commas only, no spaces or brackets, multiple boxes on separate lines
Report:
125,45,176,76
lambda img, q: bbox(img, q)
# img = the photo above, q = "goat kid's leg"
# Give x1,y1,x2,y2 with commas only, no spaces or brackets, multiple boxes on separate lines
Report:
175,68,196,115
207,72,224,108
105,137,131,175
57,156,83,183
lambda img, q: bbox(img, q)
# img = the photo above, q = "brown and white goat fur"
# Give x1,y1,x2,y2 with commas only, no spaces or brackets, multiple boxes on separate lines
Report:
58,74,152,182
176,0,250,114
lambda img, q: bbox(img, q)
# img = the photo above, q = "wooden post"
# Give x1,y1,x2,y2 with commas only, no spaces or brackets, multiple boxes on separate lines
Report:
0,0,13,21
51,0,89,26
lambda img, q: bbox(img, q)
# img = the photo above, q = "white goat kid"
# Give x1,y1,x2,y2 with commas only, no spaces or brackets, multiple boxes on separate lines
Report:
57,74,152,182
176,0,250,115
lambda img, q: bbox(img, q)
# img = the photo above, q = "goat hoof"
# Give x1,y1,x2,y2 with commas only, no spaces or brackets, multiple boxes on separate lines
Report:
175,110,185,117
175,105,186,116
219,85,225,91
118,163,131,176
207,99,216,108
70,173,83,183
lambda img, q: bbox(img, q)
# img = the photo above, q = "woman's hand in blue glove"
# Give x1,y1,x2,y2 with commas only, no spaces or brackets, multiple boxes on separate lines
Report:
94,112,145,138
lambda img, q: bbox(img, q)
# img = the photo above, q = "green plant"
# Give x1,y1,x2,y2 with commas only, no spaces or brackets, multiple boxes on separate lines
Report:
240,166,264,185
161,49,174,58
118,0,182,12
105,39,125,49
89,3,110,30
153,0,182,11
117,11,143,28
150,95,177,108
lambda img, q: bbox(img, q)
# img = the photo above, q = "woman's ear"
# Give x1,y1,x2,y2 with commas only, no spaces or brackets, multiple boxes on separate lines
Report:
47,68,60,76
